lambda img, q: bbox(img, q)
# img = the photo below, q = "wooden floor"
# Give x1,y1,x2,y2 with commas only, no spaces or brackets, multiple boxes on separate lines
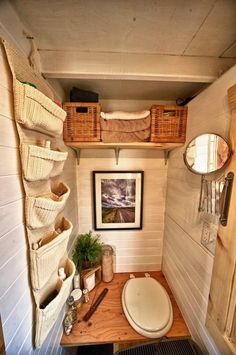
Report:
61,272,190,347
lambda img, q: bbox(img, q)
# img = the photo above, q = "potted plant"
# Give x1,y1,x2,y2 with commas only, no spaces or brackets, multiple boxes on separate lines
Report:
72,230,103,271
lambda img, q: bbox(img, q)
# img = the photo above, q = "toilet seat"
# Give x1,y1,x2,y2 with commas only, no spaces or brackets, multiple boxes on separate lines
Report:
122,277,173,338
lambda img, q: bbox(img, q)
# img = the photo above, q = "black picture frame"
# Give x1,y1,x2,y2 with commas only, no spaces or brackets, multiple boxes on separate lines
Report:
93,171,144,230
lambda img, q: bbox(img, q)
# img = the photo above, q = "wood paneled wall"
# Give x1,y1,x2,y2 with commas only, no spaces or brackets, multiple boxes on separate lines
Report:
163,64,236,355
77,136,168,272
0,43,77,355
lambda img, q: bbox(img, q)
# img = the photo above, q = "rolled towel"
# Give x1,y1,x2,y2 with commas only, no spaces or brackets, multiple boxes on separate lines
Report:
101,110,150,120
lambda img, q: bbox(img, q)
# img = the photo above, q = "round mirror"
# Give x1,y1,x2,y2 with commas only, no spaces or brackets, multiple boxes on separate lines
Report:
183,133,232,175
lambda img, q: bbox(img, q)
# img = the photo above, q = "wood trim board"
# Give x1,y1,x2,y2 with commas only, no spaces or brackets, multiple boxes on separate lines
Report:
206,84,236,354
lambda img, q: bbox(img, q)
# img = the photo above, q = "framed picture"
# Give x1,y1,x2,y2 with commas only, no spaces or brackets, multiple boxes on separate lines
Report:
93,171,143,230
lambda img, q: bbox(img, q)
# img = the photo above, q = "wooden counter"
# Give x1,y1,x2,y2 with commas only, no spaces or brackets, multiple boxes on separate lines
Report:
61,272,190,347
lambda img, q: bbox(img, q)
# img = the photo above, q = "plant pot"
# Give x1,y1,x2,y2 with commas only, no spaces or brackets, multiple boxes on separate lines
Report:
82,260,92,270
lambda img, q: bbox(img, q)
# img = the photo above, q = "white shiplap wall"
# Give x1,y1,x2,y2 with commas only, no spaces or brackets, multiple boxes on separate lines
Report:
77,100,170,272
0,43,77,355
163,64,236,354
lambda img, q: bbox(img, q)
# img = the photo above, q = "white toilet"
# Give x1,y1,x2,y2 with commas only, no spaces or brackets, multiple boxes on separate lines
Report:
122,276,173,338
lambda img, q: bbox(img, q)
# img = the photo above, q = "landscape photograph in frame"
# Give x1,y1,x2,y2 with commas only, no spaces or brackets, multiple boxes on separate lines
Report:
93,171,143,230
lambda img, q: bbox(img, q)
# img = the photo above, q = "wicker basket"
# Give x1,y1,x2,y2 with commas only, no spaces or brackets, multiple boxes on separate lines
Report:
63,102,101,142
150,105,187,143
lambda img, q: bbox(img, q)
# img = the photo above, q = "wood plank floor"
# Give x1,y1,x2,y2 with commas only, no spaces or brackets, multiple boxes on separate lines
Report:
61,272,190,347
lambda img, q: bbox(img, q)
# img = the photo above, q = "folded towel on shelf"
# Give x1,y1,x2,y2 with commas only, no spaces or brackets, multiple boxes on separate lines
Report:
101,129,150,143
100,115,151,133
101,110,150,120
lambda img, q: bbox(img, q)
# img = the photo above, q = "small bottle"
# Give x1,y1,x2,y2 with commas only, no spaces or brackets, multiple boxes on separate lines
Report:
58,267,66,281
83,288,89,303
67,296,77,324
70,289,83,307
64,314,73,335
73,271,80,289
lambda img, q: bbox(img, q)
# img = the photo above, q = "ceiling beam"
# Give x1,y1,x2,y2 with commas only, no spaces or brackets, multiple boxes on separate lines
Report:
40,50,236,83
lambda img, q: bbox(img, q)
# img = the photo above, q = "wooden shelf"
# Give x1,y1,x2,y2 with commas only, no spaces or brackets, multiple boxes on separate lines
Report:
66,142,184,150
65,142,184,165
61,272,190,347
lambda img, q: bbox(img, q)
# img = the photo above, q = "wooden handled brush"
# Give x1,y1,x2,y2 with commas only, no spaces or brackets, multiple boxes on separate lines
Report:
83,288,108,322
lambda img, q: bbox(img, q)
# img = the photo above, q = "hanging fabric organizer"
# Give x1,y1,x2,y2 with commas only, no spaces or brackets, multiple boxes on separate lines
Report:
2,39,75,348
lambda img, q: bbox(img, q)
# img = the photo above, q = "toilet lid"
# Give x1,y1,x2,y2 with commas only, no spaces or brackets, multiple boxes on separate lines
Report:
122,277,172,332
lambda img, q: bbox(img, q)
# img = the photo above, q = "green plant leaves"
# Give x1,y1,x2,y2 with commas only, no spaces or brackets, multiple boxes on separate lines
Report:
72,231,103,271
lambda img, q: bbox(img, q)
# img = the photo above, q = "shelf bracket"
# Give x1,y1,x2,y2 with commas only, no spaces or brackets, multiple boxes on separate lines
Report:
164,150,170,165
73,148,80,165
114,147,120,165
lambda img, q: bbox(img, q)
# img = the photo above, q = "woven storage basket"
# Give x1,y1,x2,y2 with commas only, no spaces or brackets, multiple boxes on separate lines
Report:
35,258,75,347
150,105,187,143
63,102,101,142
30,218,72,290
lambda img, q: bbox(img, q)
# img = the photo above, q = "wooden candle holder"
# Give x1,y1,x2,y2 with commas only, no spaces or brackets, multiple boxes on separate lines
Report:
81,265,101,291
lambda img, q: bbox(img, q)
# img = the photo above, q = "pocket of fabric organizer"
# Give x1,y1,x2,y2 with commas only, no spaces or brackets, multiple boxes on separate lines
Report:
30,218,73,290
35,258,75,348
21,144,68,181
13,79,66,137
26,182,70,229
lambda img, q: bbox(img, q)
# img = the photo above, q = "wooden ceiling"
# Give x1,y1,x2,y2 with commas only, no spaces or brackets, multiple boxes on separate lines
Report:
8,0,236,100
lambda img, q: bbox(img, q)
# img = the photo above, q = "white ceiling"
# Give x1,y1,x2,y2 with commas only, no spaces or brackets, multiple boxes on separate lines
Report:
60,78,207,101
9,0,236,57
9,0,236,100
